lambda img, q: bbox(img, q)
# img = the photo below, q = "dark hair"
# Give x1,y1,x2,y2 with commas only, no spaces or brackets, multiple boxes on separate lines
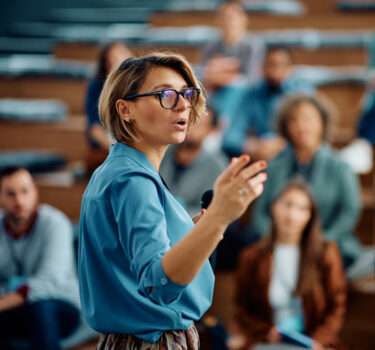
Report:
265,45,293,63
0,166,28,189
96,41,129,82
260,178,324,297
277,94,330,143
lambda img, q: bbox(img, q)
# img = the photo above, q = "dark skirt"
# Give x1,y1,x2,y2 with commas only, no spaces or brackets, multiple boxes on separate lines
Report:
97,323,199,350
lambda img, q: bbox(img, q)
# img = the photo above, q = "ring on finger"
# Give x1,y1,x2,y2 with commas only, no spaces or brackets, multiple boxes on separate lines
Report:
238,187,250,196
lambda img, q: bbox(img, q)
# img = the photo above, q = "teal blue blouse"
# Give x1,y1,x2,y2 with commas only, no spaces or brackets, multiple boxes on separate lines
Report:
78,143,215,342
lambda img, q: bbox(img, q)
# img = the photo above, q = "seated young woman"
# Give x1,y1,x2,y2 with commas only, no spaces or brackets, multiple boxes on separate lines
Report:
233,178,347,350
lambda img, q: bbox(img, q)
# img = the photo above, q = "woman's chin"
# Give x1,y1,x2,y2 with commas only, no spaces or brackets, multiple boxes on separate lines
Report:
170,133,187,145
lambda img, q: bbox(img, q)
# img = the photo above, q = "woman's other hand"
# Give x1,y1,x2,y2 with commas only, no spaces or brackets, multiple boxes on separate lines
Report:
192,209,206,224
208,154,267,226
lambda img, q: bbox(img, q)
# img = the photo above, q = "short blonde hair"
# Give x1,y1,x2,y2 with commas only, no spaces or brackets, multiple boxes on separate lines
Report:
98,52,206,145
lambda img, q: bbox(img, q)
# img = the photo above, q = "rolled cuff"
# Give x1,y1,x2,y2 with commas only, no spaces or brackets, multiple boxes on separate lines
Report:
141,258,187,306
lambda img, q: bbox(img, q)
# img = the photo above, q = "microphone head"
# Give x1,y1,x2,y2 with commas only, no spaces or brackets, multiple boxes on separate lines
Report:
201,189,213,209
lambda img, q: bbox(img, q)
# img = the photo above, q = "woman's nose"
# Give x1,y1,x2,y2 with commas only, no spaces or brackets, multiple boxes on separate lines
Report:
174,93,188,111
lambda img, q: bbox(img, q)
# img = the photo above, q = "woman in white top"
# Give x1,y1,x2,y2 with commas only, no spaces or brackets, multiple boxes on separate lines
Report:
234,178,347,350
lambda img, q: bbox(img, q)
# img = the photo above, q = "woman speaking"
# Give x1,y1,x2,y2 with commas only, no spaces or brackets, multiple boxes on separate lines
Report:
78,53,267,349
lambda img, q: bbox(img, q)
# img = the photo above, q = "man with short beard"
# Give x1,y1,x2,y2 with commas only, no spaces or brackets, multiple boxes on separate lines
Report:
0,166,80,350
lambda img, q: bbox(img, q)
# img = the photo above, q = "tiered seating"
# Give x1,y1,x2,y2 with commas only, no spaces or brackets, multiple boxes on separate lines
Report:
1,1,374,348
0,55,92,114
151,6,375,30
35,174,87,221
0,96,87,220
51,27,372,66
0,116,86,162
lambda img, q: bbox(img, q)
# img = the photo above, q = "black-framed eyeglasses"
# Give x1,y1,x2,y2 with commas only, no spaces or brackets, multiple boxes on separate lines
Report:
124,87,200,109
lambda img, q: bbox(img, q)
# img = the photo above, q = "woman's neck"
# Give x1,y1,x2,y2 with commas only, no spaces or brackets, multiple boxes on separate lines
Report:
132,142,168,171
275,239,299,246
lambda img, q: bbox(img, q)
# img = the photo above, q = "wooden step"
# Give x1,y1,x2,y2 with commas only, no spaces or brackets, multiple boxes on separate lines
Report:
151,11,375,30
0,116,87,162
38,181,86,221
34,170,88,221
0,77,87,115
53,42,203,65
54,41,368,67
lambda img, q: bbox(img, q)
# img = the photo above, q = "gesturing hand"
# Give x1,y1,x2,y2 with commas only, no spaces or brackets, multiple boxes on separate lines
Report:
208,154,267,226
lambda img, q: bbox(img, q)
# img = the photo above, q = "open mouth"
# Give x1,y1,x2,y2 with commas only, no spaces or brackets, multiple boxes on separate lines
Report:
175,120,187,126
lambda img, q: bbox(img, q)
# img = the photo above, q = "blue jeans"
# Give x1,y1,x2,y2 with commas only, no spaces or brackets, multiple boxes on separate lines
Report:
0,299,80,350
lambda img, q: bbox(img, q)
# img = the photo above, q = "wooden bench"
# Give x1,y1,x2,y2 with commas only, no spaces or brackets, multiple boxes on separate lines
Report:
37,178,87,221
151,11,375,30
0,77,87,115
53,40,368,67
0,116,87,162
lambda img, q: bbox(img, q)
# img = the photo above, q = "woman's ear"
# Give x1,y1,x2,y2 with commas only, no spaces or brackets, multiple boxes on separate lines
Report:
116,99,134,123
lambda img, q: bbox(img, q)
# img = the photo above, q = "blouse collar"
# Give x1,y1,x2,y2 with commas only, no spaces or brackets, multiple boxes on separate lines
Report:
109,142,159,175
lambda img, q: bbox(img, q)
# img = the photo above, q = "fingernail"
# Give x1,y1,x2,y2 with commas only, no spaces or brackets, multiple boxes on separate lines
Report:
260,161,267,168
263,173,268,180
241,154,249,162
230,157,236,164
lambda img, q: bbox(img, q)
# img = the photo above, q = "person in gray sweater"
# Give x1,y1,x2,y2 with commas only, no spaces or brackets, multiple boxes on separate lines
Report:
252,94,363,269
160,107,227,217
0,166,80,350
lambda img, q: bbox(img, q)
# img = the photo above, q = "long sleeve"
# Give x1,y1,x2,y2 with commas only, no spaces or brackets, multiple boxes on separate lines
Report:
241,36,265,84
110,174,187,306
26,211,77,304
222,94,255,157
85,78,103,128
358,90,375,144
322,161,362,261
234,247,273,345
309,242,347,346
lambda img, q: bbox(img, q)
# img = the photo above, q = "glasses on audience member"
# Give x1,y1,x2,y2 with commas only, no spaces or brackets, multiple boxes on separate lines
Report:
124,87,200,109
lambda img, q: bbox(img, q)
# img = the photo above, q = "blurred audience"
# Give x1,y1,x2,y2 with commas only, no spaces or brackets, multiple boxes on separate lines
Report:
222,46,314,160
336,86,374,175
232,179,346,350
159,108,227,217
85,41,132,175
0,167,80,350
202,0,264,89
252,94,363,269
358,86,375,145
202,1,265,124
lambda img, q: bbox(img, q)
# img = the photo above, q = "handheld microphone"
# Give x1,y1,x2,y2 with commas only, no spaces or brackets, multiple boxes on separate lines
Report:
200,189,213,209
200,189,216,271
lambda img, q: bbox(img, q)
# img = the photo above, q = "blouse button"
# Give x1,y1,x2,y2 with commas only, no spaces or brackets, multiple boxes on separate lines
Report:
161,278,167,285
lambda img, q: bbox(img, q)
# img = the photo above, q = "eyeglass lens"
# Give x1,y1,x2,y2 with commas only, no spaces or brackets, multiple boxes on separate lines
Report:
160,89,198,108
